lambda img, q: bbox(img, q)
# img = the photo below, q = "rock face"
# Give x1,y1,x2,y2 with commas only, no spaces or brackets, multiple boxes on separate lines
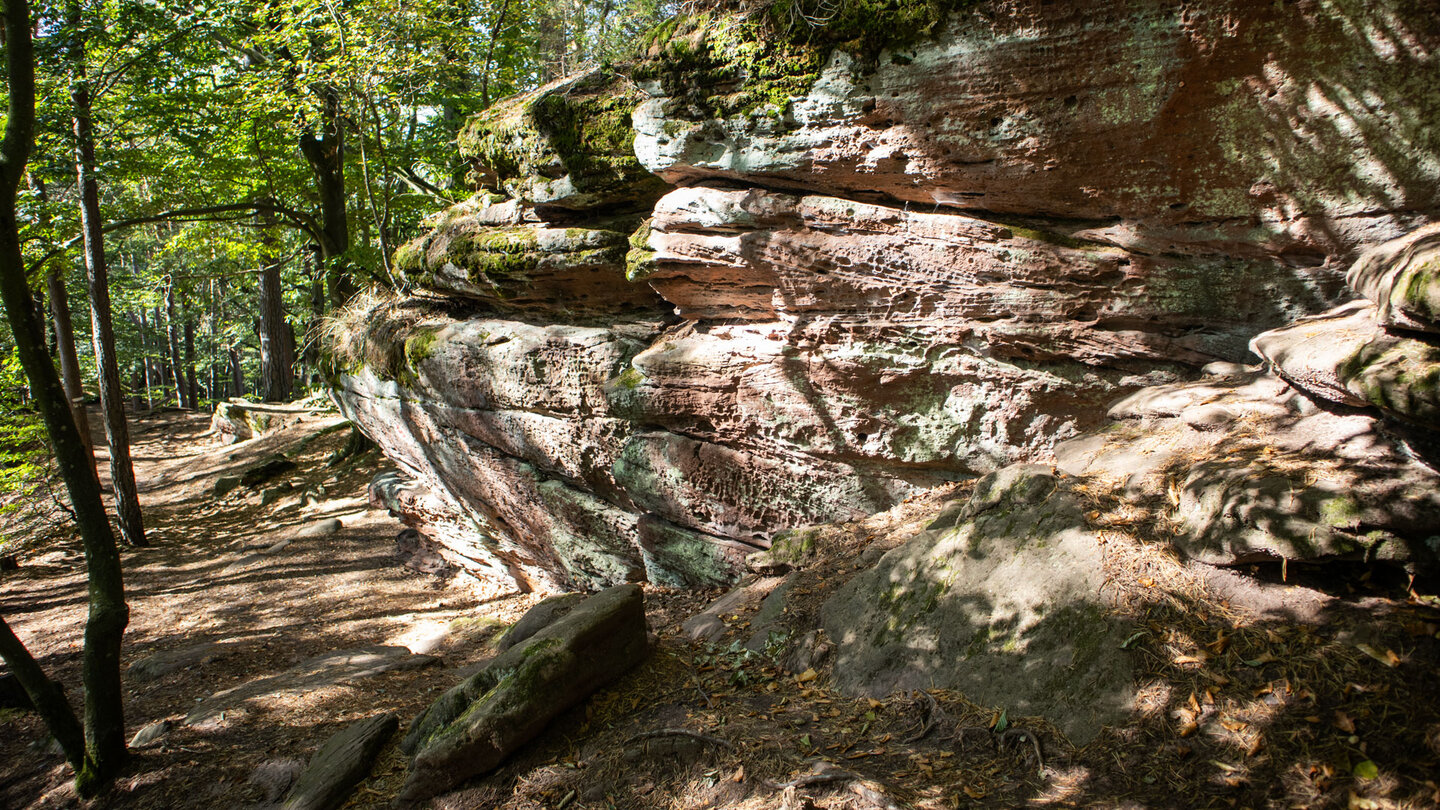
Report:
332,0,1440,593
821,466,1134,745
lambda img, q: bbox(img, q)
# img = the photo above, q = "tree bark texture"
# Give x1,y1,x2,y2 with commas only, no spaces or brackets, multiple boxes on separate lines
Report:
164,280,188,408
298,88,356,309
46,268,93,456
71,5,147,555
2,0,130,791
184,318,198,406
229,345,244,399
257,258,294,402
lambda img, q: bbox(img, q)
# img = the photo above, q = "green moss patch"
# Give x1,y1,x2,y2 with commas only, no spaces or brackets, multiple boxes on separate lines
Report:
458,69,668,208
632,12,826,121
625,218,658,281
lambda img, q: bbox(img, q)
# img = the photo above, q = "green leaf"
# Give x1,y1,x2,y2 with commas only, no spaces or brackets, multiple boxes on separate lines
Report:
994,710,1009,734
1352,760,1379,780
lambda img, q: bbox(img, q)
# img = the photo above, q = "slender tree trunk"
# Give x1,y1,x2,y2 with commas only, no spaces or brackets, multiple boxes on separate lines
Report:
130,367,143,413
478,0,511,108
32,177,92,455
155,307,171,394
47,268,93,456
229,345,244,399
1,0,128,793
136,309,152,410
71,5,147,551
184,319,198,407
164,280,187,408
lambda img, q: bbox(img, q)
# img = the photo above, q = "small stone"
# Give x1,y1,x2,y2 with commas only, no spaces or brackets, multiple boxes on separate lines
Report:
296,519,343,539
129,719,173,749
213,475,242,498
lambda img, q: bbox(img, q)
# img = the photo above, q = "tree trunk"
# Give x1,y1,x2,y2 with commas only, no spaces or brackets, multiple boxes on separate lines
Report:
298,89,355,309
258,238,294,402
184,318,198,407
164,280,187,408
478,0,511,108
71,5,147,554
46,268,93,456
229,345,244,399
136,310,151,410
130,366,143,413
2,0,129,792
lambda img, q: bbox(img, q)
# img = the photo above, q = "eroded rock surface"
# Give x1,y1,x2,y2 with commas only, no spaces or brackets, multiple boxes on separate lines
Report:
332,0,1440,592
1058,369,1440,567
821,466,1134,746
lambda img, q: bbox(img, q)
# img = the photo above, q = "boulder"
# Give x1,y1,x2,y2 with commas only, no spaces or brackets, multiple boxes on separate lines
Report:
821,466,1134,745
328,0,1440,594
128,719,174,749
282,713,398,810
495,593,585,652
1251,300,1440,429
1347,222,1440,332
1059,371,1440,568
212,400,288,444
398,584,650,804
213,475,243,499
457,68,668,212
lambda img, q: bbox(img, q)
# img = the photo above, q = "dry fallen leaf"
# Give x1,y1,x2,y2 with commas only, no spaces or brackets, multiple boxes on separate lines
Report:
1335,711,1356,733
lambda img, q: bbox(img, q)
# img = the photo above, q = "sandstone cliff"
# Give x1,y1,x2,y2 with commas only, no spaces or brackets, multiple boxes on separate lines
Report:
330,0,1440,595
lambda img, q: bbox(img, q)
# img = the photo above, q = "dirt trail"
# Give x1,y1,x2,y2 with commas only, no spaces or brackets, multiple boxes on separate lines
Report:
3,406,1439,810
0,405,526,809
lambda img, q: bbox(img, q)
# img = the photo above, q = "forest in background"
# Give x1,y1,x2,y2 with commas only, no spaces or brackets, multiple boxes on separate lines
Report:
0,0,676,549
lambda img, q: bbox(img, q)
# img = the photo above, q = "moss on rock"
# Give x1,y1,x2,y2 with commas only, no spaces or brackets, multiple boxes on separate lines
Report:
625,218,658,281
458,69,669,210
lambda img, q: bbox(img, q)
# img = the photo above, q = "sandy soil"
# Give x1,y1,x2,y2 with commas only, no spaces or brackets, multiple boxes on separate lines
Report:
0,405,530,809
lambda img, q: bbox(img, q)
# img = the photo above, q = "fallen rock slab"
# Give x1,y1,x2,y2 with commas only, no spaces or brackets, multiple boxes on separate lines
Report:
282,713,397,810
397,584,650,805
821,465,1134,746
185,646,437,727
682,575,789,644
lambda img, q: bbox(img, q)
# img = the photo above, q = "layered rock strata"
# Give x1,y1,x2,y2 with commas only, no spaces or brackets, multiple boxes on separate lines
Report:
333,0,1440,593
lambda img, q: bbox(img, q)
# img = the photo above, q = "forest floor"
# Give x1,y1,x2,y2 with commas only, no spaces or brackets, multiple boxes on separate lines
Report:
1,405,1439,810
